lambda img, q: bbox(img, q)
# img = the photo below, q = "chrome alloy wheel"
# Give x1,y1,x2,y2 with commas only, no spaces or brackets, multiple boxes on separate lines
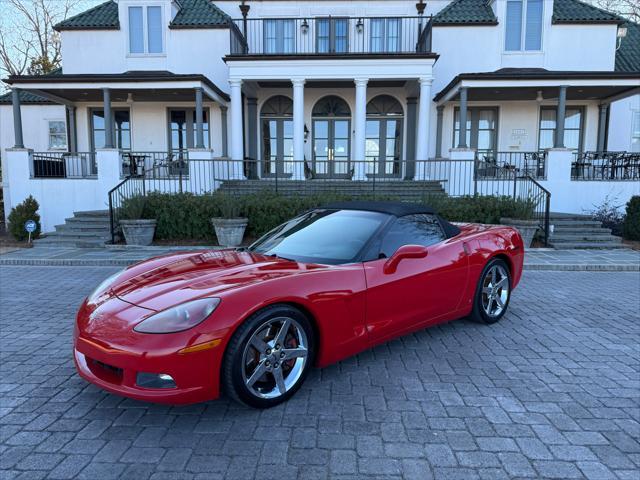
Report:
481,264,510,317
241,317,309,399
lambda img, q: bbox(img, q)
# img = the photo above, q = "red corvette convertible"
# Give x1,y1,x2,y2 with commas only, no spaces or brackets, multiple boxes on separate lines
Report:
74,201,524,408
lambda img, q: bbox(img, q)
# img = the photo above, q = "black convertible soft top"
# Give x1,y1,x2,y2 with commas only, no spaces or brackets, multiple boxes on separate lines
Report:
321,201,461,238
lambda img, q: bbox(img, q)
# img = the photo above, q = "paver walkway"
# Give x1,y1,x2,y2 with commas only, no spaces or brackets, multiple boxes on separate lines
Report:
0,246,638,270
0,267,638,479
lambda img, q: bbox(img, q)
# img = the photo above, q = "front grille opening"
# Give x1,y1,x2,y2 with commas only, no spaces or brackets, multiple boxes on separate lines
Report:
87,358,123,385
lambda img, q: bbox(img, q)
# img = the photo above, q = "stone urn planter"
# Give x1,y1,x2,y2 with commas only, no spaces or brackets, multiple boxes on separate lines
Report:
211,217,248,247
500,217,538,248
120,219,157,246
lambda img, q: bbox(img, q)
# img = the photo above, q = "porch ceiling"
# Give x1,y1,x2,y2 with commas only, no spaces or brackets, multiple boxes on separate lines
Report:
446,85,639,102
434,68,640,104
5,71,230,105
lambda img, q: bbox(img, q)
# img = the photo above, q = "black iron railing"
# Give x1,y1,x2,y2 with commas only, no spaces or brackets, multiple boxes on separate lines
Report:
229,16,433,56
571,151,639,181
476,151,547,180
31,152,97,179
108,157,551,245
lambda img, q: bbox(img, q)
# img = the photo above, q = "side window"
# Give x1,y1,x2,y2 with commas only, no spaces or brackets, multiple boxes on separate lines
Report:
379,214,445,258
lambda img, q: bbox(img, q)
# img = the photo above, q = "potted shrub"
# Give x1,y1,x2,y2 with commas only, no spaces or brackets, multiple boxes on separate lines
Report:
120,195,157,246
211,193,247,247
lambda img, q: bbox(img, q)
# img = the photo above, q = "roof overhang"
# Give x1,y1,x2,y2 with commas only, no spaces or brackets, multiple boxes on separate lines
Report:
434,70,640,104
4,72,230,104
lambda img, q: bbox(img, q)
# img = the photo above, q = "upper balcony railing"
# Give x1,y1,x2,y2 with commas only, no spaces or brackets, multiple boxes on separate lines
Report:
229,16,433,56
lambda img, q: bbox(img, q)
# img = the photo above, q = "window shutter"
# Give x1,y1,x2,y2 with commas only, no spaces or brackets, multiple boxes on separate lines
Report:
505,0,523,51
128,7,144,53
525,0,543,50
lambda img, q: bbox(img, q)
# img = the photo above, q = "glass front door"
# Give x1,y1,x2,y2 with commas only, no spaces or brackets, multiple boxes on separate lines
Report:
313,119,351,177
365,118,402,177
262,118,293,176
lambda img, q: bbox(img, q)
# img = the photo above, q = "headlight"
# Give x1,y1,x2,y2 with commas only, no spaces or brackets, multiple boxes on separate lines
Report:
87,269,125,303
134,298,220,334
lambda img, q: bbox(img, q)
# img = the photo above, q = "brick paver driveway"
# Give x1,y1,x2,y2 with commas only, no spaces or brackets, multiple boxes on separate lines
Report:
1,266,638,480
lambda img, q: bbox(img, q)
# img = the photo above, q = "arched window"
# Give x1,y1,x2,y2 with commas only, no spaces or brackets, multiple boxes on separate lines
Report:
366,95,404,177
261,96,293,176
312,96,351,177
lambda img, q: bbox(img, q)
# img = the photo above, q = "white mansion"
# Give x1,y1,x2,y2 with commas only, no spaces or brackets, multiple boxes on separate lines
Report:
0,0,638,235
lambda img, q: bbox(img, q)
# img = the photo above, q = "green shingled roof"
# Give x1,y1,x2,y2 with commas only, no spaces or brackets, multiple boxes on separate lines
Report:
552,0,621,24
170,0,231,29
616,21,640,72
432,0,498,26
0,90,53,105
55,1,119,31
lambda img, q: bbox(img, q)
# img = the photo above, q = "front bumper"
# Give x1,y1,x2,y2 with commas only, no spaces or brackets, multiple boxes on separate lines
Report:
74,325,224,405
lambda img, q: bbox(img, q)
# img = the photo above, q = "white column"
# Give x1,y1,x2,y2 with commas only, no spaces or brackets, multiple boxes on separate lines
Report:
353,78,368,180
292,78,306,180
415,77,433,179
229,79,245,179
230,79,244,161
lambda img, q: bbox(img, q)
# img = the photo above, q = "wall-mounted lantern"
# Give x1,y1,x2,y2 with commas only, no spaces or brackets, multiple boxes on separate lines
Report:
301,19,309,35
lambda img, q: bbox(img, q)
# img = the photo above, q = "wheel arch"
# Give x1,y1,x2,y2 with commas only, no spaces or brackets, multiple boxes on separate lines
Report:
490,253,513,275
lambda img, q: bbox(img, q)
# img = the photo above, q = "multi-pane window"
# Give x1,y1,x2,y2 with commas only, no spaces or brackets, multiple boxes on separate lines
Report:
129,6,163,54
453,108,498,157
505,0,543,51
169,109,210,151
91,110,131,150
316,18,348,53
264,19,295,54
48,120,67,149
538,107,583,152
370,18,401,53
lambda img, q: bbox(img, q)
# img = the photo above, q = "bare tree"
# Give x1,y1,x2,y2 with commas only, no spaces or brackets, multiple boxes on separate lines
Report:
584,0,639,23
0,0,85,79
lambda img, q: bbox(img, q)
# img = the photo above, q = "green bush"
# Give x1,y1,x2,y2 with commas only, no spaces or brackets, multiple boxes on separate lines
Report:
119,191,537,244
623,196,640,241
8,195,41,241
422,194,536,224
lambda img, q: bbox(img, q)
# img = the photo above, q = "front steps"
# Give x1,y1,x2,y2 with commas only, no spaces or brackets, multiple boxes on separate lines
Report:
218,179,445,202
549,213,627,249
34,210,111,248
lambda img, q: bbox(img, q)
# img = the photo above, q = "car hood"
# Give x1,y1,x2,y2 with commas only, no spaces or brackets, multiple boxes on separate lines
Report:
107,249,326,311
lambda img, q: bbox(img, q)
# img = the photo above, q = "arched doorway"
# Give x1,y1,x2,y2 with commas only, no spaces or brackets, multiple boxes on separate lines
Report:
312,96,351,177
366,95,403,177
261,95,293,176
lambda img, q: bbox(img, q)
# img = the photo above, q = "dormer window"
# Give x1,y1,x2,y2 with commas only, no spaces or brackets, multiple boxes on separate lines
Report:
129,6,163,54
505,0,543,51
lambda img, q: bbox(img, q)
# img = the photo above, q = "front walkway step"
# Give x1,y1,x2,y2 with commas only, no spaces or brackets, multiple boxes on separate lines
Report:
34,209,111,248
549,212,628,249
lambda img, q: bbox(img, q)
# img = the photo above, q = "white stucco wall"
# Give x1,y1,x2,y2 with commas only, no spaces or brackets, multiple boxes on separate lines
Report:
608,94,640,152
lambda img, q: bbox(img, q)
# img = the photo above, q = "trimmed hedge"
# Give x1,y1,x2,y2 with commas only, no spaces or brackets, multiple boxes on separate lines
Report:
8,195,41,241
423,194,536,224
120,191,537,243
623,196,640,241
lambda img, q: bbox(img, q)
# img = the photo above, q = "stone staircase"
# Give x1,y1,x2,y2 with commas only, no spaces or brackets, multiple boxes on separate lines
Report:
34,210,111,248
549,213,627,249
218,179,445,201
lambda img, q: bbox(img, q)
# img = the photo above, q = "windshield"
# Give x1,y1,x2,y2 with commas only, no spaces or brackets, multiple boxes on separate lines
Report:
248,209,389,264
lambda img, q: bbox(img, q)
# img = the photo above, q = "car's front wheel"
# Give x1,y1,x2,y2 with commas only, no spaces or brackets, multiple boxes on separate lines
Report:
222,304,315,408
470,258,512,324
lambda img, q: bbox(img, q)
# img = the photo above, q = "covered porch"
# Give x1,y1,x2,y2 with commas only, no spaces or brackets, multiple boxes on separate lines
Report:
5,71,230,179
432,69,640,166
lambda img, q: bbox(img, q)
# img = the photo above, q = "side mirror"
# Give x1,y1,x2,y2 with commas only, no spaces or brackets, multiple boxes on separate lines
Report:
383,244,428,274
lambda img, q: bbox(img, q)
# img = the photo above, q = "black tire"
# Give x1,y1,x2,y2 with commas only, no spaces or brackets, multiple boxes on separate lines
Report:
222,304,315,408
469,258,512,324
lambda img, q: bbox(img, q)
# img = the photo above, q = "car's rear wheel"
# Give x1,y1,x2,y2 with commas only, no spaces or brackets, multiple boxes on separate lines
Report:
470,258,511,324
222,304,315,408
